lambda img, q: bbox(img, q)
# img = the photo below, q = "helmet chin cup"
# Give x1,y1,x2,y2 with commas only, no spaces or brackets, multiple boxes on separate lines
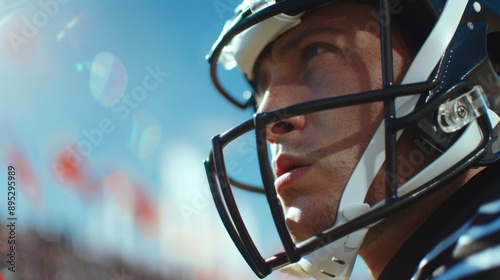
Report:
282,234,366,280
282,204,371,280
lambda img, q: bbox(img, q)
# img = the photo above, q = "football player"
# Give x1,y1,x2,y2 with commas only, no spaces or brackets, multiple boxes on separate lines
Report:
204,0,500,278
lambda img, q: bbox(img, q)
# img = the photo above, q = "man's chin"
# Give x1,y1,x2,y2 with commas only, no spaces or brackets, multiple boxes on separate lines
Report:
284,205,335,243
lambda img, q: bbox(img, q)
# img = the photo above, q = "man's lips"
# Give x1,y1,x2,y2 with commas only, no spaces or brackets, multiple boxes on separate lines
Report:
274,155,312,194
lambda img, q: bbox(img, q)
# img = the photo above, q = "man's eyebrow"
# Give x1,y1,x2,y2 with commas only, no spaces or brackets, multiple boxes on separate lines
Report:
275,25,345,58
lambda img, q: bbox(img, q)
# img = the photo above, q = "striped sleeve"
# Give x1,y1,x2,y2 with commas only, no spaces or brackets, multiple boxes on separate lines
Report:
413,199,500,280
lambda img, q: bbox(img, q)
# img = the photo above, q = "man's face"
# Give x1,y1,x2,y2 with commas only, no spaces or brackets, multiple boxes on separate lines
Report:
254,2,412,242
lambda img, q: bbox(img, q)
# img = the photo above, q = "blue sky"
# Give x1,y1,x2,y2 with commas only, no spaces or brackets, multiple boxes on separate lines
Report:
0,1,370,279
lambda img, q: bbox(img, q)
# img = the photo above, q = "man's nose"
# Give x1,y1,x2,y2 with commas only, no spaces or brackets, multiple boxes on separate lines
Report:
257,74,308,143
265,115,306,143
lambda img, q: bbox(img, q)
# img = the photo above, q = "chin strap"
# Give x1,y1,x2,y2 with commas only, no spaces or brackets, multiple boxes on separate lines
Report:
281,204,371,279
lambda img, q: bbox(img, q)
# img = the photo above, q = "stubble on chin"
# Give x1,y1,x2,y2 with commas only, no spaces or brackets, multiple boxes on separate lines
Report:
282,195,338,243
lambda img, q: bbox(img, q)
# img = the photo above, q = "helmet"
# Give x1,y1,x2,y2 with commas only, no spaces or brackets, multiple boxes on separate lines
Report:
204,0,500,279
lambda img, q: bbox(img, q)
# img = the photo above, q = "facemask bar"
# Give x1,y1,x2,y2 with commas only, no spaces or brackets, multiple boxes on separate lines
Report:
252,78,493,276
380,0,398,202
204,52,497,277
204,119,274,278
205,97,493,278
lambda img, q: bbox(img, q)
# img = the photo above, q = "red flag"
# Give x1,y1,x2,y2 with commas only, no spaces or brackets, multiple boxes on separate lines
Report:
52,144,100,200
7,145,42,205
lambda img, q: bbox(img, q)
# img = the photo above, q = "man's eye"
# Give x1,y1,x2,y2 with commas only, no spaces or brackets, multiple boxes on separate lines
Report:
305,45,327,60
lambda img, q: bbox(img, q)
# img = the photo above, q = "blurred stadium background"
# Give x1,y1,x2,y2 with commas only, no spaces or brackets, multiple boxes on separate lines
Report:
0,1,371,279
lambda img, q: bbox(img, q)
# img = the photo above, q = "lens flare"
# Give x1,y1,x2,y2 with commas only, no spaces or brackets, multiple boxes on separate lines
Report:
127,111,162,160
89,52,128,106
56,15,79,42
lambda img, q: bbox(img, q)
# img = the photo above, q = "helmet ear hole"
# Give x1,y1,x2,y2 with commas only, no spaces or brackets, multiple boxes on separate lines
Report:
487,32,500,75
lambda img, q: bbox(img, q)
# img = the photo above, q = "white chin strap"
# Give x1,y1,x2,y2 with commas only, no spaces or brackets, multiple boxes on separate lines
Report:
281,0,483,278
281,204,371,280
